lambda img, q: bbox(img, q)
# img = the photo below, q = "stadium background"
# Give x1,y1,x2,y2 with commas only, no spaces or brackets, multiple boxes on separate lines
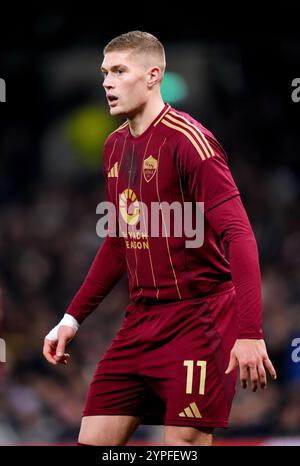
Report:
0,11,300,445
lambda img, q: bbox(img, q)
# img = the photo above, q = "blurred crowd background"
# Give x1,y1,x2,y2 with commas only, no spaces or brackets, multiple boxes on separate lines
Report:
0,13,300,444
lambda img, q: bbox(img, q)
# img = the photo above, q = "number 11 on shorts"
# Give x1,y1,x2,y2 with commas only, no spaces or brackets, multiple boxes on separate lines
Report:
184,360,207,394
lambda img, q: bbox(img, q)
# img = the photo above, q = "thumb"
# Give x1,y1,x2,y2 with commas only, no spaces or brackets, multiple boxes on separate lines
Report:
225,354,238,374
56,337,66,357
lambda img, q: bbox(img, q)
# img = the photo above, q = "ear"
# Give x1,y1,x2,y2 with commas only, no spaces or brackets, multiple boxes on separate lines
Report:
147,67,162,88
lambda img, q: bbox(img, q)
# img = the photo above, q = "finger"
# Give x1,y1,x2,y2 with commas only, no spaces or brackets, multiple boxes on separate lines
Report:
249,364,259,392
43,340,55,363
43,340,58,365
55,338,66,359
62,354,70,365
44,352,57,365
239,363,248,389
225,355,238,374
56,353,70,365
257,361,267,389
54,352,69,363
53,351,70,362
263,357,277,380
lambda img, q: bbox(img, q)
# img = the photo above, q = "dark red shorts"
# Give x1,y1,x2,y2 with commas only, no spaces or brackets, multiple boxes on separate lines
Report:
83,287,238,428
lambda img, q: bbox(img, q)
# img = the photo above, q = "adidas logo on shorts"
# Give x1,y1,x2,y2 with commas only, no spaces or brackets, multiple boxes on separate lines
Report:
178,402,202,418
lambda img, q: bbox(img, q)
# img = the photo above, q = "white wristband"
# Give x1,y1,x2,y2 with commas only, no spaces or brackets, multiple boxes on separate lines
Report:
45,314,80,341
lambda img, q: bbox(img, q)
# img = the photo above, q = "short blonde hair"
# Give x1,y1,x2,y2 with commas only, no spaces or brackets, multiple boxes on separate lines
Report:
104,31,166,75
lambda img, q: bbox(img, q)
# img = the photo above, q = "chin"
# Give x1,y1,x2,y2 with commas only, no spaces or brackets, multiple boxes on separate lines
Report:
110,107,126,117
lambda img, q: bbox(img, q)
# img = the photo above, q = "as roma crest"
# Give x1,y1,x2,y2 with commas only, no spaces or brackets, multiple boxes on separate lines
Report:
143,155,158,182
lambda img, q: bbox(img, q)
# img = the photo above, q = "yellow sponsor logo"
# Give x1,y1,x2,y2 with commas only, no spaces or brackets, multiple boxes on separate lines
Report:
119,188,140,225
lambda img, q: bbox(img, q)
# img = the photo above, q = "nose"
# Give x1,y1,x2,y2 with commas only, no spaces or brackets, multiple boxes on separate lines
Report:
103,74,114,90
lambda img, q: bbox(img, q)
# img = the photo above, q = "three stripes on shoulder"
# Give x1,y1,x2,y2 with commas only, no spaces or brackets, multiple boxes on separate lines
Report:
161,111,215,161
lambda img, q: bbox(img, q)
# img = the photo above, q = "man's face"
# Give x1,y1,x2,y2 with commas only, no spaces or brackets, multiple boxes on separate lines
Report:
101,50,149,117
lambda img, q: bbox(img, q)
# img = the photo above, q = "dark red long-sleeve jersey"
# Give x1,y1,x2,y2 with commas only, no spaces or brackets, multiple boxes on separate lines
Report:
66,104,263,339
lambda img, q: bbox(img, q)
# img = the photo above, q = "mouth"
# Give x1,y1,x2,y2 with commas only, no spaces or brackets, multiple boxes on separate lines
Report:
107,95,119,107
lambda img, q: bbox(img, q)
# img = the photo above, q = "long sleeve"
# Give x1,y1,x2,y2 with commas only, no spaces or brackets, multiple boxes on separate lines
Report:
66,136,126,324
206,196,263,339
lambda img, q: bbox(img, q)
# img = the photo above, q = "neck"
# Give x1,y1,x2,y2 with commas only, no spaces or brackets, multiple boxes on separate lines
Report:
127,96,165,137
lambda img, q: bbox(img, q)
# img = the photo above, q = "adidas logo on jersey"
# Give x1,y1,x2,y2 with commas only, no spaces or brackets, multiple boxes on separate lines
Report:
178,402,202,418
108,162,119,178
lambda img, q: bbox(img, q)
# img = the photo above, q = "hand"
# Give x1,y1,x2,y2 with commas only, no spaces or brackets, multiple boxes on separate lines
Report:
43,325,76,365
225,339,277,391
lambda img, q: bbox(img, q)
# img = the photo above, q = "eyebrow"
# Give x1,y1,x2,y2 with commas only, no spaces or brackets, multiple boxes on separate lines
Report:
100,64,128,72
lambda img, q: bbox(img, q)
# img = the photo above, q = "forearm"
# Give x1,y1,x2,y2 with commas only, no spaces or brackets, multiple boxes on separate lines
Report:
66,235,126,324
206,196,263,339
228,235,263,339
